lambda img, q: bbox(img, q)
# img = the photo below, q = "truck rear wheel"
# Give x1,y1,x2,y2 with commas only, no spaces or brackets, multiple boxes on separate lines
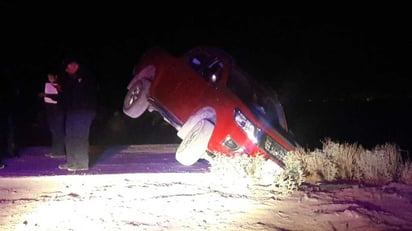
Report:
123,79,151,118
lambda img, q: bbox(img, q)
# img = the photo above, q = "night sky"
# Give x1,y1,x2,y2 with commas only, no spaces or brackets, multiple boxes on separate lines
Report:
1,4,411,151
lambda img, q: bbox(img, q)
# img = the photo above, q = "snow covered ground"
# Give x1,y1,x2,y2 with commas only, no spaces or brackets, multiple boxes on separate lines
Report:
1,173,412,230
1,145,412,230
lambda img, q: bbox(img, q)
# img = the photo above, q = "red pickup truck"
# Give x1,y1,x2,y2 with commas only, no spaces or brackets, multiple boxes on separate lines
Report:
123,47,297,171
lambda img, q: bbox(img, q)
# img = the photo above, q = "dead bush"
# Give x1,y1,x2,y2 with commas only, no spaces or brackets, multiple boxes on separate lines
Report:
207,153,265,194
400,161,412,185
321,138,363,180
272,150,305,195
301,148,338,183
356,143,401,185
208,151,305,196
207,140,410,195
300,139,405,185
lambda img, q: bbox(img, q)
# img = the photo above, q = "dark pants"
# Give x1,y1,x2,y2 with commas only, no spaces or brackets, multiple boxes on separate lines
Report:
45,104,66,156
65,110,95,167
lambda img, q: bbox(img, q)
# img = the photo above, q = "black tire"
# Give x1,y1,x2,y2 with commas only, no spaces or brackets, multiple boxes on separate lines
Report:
176,120,214,166
123,79,151,118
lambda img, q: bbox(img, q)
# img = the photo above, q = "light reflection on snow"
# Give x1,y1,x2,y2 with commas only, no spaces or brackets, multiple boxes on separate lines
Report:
7,173,265,231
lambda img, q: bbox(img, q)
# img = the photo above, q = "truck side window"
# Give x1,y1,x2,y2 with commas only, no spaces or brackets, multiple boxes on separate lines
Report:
188,53,223,85
204,58,223,84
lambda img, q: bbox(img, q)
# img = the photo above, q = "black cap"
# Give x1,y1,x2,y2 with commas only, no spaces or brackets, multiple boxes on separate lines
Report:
61,55,79,66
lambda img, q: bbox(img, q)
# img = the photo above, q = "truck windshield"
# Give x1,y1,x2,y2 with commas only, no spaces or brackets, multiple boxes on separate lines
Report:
227,67,288,132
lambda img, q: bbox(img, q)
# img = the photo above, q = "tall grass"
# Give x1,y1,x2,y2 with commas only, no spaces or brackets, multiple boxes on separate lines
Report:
208,138,412,195
303,138,410,185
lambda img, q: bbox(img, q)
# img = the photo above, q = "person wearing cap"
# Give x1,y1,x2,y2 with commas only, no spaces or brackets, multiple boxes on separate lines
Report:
58,58,97,171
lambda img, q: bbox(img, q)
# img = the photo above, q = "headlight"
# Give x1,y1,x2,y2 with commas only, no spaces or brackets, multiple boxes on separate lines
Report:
234,109,261,144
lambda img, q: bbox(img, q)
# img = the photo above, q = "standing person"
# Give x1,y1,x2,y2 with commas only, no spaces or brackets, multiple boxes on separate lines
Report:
58,58,97,171
39,72,66,158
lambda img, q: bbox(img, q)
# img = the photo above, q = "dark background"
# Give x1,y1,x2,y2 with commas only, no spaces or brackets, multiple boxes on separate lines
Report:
1,4,411,153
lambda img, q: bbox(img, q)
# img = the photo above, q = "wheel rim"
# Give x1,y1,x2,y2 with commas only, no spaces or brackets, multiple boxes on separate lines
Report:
180,121,202,150
176,120,214,166
126,83,142,109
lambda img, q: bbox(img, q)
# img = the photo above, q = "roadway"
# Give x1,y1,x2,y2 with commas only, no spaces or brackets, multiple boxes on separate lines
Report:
0,144,210,177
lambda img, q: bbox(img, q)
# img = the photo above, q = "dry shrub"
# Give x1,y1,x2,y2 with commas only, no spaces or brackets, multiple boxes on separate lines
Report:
301,148,338,183
356,143,401,184
300,139,405,185
399,161,412,184
208,140,409,195
297,139,408,185
208,151,305,196
321,138,363,180
273,150,305,194
208,153,266,193
208,152,265,180
296,139,354,184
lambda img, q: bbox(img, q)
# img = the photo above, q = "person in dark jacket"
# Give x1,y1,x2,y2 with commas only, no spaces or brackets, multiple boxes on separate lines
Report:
39,72,66,158
58,59,97,171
